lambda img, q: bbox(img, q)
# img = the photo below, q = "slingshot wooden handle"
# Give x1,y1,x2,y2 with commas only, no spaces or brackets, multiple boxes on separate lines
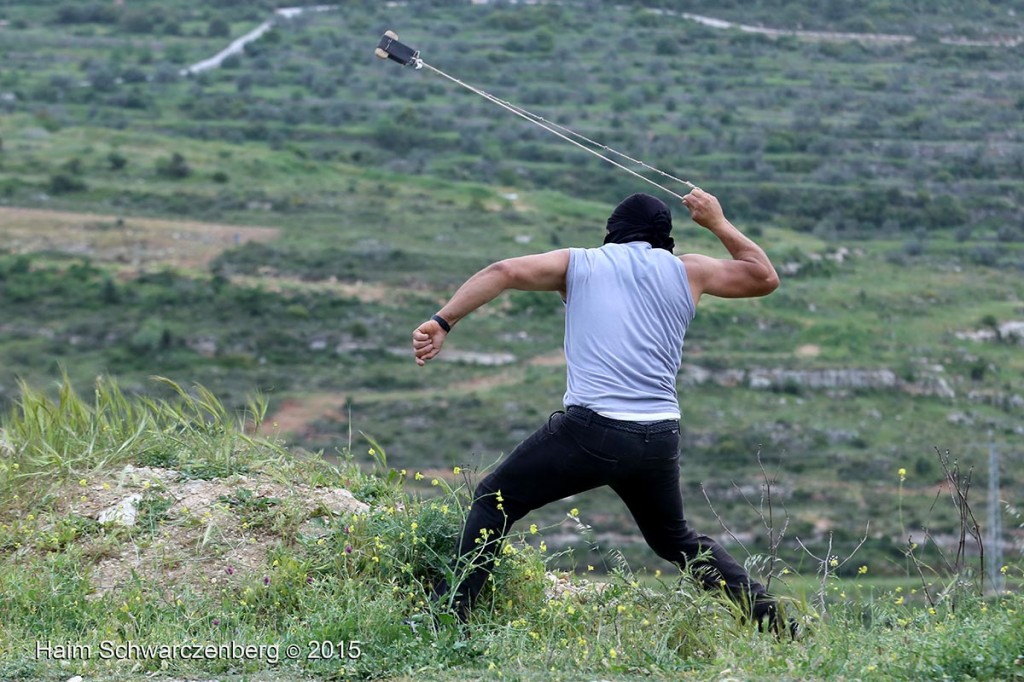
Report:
375,30,420,66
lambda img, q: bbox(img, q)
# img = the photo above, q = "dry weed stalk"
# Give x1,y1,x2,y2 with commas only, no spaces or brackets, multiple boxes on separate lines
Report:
903,448,984,610
701,449,791,593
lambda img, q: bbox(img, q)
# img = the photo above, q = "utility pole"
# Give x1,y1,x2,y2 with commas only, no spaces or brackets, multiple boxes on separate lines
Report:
987,437,1004,594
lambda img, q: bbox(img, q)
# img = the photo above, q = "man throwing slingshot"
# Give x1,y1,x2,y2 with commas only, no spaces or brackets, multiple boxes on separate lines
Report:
412,187,782,630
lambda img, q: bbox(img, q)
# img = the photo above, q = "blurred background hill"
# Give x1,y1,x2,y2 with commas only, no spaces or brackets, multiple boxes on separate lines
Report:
1,0,1022,574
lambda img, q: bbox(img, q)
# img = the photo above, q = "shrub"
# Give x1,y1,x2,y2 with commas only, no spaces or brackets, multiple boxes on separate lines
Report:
48,173,86,194
54,3,118,25
120,9,155,34
107,151,127,171
208,19,231,38
155,152,191,179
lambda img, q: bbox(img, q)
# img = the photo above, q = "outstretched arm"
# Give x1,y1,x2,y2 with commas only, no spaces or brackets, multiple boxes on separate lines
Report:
412,249,569,366
679,188,779,302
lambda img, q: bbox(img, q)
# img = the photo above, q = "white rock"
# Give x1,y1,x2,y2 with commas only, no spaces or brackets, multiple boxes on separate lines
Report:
97,494,143,526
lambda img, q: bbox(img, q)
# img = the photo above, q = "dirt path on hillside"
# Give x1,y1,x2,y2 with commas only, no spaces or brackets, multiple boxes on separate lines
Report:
262,349,566,438
0,207,279,272
184,2,1021,84
181,6,337,76
675,10,1021,47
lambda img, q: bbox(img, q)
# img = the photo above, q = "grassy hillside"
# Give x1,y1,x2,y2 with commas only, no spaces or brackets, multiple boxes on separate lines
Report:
1,382,1022,681
0,0,1022,577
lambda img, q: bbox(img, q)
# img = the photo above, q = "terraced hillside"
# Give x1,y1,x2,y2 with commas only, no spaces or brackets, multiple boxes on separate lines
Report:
0,0,1022,573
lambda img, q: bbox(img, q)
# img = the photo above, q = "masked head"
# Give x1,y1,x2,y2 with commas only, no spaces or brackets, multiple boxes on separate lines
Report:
603,193,675,252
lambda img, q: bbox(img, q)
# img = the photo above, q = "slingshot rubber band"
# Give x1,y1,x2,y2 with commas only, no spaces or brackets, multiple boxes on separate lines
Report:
375,31,696,200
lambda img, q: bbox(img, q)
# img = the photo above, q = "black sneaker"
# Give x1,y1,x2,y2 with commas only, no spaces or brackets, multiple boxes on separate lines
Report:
753,596,799,640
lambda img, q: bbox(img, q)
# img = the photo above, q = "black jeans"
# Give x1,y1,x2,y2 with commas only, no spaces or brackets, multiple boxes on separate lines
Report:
434,406,767,617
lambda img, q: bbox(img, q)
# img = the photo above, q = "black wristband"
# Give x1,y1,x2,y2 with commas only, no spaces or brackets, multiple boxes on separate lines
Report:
430,314,452,333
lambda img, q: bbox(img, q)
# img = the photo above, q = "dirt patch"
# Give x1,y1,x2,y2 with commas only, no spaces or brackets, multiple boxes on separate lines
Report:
230,274,405,303
527,350,566,367
44,465,366,597
265,395,353,439
262,350,567,438
0,207,279,273
795,344,821,358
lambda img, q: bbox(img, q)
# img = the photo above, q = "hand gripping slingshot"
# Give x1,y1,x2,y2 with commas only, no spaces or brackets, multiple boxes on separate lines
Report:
375,31,696,200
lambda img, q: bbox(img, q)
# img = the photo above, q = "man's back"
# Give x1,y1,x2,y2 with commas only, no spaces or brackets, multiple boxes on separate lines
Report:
563,242,696,420
411,187,783,633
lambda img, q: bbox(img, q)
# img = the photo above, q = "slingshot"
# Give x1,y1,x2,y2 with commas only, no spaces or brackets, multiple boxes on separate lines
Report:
375,31,696,201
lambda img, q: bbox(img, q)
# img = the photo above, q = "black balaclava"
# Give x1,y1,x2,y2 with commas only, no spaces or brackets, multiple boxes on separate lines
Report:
602,193,675,252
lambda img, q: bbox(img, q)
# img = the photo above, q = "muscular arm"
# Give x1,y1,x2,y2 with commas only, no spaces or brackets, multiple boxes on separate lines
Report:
679,188,779,302
412,249,569,366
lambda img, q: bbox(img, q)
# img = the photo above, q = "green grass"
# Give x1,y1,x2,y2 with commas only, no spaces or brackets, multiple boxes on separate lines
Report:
1,380,1022,681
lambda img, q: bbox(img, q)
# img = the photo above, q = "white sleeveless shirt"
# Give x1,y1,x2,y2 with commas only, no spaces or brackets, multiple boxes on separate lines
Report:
562,242,696,421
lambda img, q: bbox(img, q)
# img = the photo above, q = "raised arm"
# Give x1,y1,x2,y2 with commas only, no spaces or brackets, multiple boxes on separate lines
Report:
679,188,779,302
412,249,569,366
